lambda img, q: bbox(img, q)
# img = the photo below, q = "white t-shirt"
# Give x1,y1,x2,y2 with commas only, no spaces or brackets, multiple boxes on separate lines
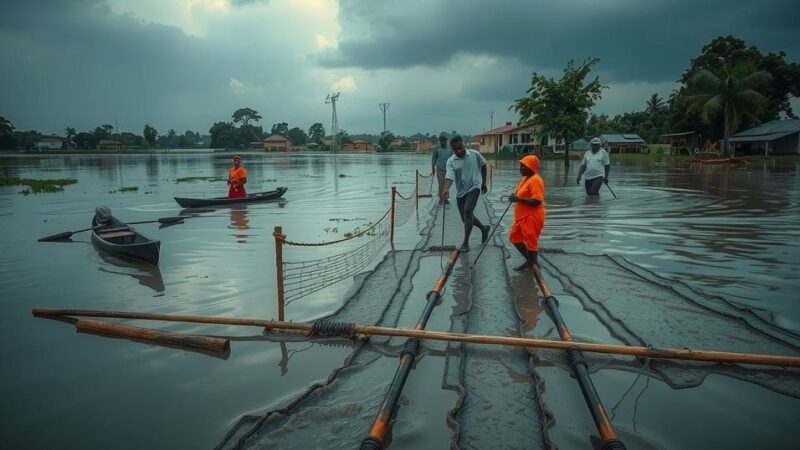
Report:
445,149,487,197
581,149,610,180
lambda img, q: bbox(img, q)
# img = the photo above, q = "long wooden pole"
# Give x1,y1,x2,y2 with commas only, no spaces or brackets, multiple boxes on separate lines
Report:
361,249,460,450
76,319,230,354
273,226,285,321
31,308,800,367
389,186,396,250
532,265,625,450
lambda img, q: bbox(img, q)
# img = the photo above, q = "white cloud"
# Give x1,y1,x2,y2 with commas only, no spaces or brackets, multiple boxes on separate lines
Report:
332,76,357,93
229,78,264,97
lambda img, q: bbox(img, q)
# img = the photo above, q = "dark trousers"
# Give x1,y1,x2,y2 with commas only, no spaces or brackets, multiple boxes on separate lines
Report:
585,177,603,196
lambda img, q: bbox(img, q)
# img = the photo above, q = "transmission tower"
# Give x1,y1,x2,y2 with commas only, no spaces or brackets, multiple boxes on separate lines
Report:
326,92,340,153
378,102,390,133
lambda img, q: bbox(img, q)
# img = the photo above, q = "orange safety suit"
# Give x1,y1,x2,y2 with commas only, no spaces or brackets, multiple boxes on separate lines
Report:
509,156,546,251
228,166,247,199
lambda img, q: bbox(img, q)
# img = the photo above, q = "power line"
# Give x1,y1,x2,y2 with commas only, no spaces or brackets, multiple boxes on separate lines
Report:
325,92,340,154
378,102,390,133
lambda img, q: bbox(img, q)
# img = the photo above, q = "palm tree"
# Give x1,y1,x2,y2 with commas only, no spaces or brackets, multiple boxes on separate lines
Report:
64,127,76,149
645,93,665,119
0,116,14,135
686,62,771,156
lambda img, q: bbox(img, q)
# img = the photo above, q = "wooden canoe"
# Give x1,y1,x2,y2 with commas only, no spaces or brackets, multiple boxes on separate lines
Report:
691,156,752,164
174,187,287,208
91,216,161,265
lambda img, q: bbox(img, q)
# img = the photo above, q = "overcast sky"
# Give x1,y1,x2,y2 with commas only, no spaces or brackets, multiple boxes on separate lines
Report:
1,0,798,136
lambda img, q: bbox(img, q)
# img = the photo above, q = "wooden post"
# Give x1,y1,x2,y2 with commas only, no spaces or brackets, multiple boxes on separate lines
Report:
414,169,419,209
274,226,285,321
489,164,493,191
75,319,230,354
390,187,397,249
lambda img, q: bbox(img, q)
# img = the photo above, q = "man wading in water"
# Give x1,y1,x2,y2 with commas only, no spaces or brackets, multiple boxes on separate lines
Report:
509,155,546,271
441,135,490,252
431,132,453,204
576,137,610,196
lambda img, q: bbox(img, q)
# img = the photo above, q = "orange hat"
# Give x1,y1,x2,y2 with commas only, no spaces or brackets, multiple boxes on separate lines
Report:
519,155,540,172
233,155,242,162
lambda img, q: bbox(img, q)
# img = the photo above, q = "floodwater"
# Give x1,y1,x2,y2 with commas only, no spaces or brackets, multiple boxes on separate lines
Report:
0,152,798,449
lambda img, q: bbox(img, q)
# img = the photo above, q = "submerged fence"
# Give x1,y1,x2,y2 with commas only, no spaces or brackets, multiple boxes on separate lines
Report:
273,171,434,320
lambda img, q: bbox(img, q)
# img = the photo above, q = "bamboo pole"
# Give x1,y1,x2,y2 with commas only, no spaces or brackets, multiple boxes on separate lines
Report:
389,186,397,249
75,319,230,354
32,308,800,367
273,226,285,321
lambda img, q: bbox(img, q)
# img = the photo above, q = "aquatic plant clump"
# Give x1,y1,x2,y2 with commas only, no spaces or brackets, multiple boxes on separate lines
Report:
175,176,226,184
0,177,78,193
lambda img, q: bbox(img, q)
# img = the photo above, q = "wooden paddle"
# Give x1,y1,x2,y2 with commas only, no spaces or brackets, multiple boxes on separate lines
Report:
38,216,186,242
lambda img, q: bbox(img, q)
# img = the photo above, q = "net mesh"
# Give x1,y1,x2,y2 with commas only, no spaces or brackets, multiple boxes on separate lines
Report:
416,170,434,198
281,186,418,305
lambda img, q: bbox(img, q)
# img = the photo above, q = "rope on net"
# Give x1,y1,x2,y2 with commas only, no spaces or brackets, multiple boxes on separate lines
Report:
281,186,418,305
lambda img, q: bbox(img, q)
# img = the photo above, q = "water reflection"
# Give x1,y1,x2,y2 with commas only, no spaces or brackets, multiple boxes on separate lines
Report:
229,206,250,243
97,252,165,293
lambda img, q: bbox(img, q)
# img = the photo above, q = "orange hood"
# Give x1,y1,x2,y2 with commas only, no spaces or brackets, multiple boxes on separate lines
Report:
519,155,540,173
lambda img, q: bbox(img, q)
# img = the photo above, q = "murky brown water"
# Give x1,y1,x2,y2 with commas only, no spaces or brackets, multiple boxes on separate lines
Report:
1,152,798,449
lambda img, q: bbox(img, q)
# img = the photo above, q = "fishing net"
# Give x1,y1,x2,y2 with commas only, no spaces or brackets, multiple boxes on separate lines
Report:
416,170,434,198
281,187,418,306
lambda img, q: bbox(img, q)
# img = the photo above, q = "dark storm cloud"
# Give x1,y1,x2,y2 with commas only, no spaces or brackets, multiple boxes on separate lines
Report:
321,0,800,83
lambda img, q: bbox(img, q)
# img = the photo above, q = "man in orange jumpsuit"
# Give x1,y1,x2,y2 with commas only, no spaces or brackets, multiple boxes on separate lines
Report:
228,155,248,199
509,155,546,272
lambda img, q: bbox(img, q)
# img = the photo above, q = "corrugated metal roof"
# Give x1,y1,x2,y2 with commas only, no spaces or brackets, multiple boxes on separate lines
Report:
729,131,795,143
600,133,646,144
571,138,590,150
730,119,800,139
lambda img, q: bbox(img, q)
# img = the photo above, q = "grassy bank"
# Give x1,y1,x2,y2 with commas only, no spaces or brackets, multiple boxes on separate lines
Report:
0,177,78,193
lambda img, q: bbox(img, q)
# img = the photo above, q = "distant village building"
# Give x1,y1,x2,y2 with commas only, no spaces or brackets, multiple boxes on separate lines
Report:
570,138,590,157
411,139,433,152
35,136,67,151
390,138,407,149
320,138,334,151
729,119,800,155
263,134,292,152
473,122,557,155
661,131,700,155
344,140,374,152
600,134,647,153
97,140,122,151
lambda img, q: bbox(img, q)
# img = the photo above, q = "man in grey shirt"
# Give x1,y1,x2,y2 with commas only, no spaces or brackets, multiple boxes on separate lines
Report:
431,132,453,204
442,135,490,252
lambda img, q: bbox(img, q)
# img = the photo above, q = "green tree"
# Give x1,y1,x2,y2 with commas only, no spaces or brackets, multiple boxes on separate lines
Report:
93,125,113,142
64,127,76,148
0,117,15,149
74,132,95,149
337,129,353,145
232,108,262,127
645,94,666,121
209,121,238,149
686,62,771,155
585,114,614,136
378,131,394,152
143,124,158,148
270,122,289,137
308,122,325,143
511,58,605,166
287,127,307,145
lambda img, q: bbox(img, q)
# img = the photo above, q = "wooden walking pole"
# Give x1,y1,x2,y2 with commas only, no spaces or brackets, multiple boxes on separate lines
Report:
75,319,230,354
33,308,800,368
389,186,397,249
414,170,419,210
273,226,286,321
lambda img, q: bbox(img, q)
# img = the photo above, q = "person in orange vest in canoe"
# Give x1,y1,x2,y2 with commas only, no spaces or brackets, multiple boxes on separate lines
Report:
509,155,546,272
227,155,248,199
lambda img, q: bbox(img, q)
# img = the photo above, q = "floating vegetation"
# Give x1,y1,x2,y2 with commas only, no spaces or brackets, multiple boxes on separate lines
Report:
264,178,277,182
329,217,368,222
175,176,225,184
109,186,139,193
0,177,78,194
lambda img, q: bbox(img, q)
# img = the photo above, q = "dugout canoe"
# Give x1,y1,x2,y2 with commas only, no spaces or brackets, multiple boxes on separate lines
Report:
91,216,161,265
174,186,287,208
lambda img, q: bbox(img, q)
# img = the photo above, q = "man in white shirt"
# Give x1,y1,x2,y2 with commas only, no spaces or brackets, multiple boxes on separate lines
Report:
442,135,490,253
576,137,610,196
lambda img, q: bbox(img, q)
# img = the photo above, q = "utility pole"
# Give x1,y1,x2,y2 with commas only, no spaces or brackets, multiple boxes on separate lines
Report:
325,92,340,154
490,111,494,130
378,102,390,133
